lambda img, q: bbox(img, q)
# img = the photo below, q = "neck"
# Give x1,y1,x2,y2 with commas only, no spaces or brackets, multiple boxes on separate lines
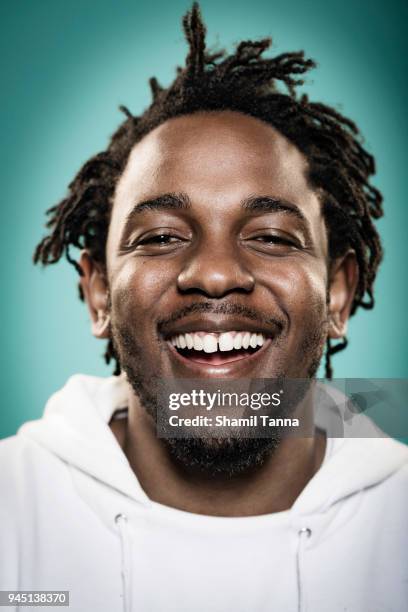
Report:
110,386,326,517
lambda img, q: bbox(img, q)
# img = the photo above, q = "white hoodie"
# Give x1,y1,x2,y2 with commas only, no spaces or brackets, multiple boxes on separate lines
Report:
0,374,407,612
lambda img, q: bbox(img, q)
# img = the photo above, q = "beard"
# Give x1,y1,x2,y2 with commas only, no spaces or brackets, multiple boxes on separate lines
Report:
110,301,328,478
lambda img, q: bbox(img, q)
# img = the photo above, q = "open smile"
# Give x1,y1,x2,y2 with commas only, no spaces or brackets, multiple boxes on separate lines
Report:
160,315,282,376
168,331,270,365
166,332,272,378
164,331,278,379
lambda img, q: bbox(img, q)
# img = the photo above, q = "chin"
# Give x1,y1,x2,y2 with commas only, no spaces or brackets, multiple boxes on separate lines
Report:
164,436,281,478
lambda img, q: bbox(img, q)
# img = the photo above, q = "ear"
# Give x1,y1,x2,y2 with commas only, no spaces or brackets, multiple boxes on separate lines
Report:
79,251,110,339
328,251,359,339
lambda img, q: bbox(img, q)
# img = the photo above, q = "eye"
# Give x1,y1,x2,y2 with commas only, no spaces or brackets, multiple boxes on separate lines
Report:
122,230,189,255
254,235,295,246
243,232,302,254
139,234,180,246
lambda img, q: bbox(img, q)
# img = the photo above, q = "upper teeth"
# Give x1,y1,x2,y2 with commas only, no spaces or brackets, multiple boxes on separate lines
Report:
170,332,266,353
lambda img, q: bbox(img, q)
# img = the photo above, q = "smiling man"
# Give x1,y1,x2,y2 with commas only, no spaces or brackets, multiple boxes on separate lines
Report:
101,109,334,481
1,4,407,612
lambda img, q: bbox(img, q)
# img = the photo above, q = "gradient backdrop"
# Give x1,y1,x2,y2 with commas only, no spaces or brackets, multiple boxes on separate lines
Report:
1,0,407,438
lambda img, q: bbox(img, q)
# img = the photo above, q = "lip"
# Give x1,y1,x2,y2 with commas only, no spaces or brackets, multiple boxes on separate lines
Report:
166,336,274,377
160,315,282,340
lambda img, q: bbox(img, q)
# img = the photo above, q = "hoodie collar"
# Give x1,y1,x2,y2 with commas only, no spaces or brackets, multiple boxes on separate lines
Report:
19,374,150,505
19,374,408,516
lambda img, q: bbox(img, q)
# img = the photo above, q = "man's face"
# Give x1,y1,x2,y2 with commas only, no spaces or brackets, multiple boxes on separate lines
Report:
106,111,330,388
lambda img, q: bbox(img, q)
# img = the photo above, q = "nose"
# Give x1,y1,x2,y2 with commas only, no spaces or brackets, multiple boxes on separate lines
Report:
177,242,255,298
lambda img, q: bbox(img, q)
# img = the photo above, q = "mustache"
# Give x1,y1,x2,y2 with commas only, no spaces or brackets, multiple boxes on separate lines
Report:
156,301,285,334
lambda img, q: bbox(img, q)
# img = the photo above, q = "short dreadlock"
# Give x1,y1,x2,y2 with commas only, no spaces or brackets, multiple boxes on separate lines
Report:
34,3,383,378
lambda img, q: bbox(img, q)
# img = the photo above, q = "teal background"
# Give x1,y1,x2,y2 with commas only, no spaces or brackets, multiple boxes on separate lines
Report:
1,0,407,438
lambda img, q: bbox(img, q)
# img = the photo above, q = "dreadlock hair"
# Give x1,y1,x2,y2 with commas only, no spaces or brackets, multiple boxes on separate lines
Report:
33,2,383,378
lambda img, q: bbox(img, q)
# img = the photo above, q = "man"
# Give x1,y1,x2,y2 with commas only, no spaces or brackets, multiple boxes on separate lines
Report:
1,4,407,611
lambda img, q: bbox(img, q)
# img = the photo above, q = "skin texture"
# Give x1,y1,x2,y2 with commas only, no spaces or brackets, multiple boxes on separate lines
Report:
80,111,358,516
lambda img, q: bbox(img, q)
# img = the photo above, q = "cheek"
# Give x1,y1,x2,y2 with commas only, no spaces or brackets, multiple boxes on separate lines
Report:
110,258,177,319
258,258,328,322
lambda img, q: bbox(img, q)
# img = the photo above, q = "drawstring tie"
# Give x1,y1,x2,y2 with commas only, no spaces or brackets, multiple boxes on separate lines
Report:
115,513,132,612
296,527,312,612
114,512,310,612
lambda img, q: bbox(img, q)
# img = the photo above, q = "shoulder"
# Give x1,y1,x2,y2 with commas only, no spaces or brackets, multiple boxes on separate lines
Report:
0,434,31,465
0,434,69,512
0,432,49,464
380,440,408,494
349,437,408,509
0,434,44,485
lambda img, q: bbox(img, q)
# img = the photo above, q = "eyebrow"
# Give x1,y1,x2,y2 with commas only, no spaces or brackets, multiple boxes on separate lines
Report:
126,192,307,220
122,191,312,243
125,193,191,219
242,195,308,223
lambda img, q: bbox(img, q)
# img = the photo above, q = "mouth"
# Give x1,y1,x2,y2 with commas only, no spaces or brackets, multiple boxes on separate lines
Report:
160,314,282,375
168,330,270,365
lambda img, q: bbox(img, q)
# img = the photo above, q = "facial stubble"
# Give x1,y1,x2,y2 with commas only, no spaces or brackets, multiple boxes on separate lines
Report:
109,298,328,478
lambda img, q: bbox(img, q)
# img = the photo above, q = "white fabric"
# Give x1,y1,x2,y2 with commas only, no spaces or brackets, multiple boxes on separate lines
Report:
0,374,407,612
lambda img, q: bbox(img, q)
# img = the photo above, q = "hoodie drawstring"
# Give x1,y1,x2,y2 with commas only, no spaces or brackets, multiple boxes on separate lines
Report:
296,526,312,612
115,513,132,612
115,512,311,612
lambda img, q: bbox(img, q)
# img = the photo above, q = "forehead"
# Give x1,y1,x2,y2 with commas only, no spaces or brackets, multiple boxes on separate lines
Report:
110,111,320,230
